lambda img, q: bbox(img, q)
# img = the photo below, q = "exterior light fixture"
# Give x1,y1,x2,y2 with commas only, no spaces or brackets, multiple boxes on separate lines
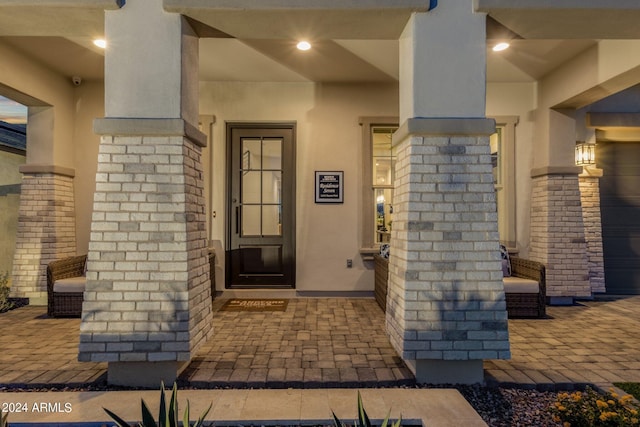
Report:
492,42,510,52
93,39,107,49
575,141,596,166
296,41,311,51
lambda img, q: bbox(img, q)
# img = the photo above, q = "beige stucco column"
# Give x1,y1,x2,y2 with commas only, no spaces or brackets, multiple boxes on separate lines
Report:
387,0,509,384
78,0,213,387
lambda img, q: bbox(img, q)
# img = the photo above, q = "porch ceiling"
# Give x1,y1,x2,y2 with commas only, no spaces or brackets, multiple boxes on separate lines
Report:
475,0,640,39
0,1,119,37
0,1,636,86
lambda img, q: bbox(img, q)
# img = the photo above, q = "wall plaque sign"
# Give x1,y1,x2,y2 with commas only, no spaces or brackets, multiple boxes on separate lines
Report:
315,171,344,203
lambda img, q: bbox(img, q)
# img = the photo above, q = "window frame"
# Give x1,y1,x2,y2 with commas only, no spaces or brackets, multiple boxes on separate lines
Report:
491,115,519,249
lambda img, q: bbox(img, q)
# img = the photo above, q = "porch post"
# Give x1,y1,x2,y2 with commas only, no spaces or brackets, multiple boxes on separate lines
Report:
387,0,509,384
11,106,77,305
529,109,591,304
78,0,213,387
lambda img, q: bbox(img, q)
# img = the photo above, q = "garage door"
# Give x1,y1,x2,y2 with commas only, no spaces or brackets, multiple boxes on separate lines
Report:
598,141,640,294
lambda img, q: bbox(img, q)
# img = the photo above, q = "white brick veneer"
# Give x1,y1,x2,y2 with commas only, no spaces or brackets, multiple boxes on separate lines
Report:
530,173,591,299
579,174,606,293
386,131,510,365
11,171,77,304
79,134,213,363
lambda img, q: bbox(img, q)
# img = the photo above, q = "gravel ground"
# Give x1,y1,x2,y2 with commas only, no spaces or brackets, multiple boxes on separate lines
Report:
455,385,562,426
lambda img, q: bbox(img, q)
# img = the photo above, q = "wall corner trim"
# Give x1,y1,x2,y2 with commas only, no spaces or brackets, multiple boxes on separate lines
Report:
18,164,75,178
94,118,207,148
531,166,583,178
393,118,496,146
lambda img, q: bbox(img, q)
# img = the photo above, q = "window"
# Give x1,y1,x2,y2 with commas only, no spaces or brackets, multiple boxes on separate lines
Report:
360,117,399,254
373,127,397,244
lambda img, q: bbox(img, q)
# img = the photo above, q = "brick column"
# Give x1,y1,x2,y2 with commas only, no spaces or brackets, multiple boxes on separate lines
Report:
11,166,77,305
78,0,211,387
530,167,591,303
79,120,213,386
579,167,606,294
386,119,510,384
392,0,509,383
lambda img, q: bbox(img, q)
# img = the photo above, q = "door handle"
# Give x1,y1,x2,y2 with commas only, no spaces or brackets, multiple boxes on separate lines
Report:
235,206,240,234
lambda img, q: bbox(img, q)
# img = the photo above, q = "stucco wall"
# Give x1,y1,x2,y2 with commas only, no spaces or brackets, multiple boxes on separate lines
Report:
199,81,399,292
72,82,104,255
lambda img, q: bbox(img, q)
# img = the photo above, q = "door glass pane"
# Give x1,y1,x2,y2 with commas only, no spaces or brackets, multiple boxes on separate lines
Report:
242,205,261,236
262,139,282,170
262,205,281,236
242,139,262,170
242,171,261,204
262,171,281,204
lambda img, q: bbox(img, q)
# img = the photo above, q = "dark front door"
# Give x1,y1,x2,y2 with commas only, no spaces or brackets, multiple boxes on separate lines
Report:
226,123,296,288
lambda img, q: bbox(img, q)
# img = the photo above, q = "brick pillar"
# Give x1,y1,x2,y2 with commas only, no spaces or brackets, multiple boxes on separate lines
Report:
386,119,510,384
78,0,211,386
79,120,213,387
11,166,77,305
530,168,591,303
579,167,606,294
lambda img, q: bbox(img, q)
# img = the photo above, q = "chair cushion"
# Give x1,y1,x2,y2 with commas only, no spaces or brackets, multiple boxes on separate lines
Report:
503,276,539,294
53,276,86,293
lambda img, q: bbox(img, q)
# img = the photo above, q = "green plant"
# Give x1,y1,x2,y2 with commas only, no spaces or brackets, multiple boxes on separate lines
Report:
615,383,640,402
332,391,401,427
1,408,8,427
550,387,640,426
103,382,211,427
0,271,14,313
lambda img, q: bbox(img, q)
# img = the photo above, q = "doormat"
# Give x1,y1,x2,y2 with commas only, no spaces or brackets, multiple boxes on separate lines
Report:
219,299,289,312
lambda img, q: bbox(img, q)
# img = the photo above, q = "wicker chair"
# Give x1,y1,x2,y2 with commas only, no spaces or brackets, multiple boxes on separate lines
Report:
374,254,388,312
506,257,546,318
47,254,86,318
373,254,546,319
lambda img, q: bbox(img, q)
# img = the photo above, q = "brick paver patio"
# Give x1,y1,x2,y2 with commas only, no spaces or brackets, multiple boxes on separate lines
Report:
485,295,640,389
182,298,413,387
1,296,640,390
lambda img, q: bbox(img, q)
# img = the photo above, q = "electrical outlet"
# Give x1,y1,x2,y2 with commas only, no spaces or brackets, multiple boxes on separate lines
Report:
346,259,353,268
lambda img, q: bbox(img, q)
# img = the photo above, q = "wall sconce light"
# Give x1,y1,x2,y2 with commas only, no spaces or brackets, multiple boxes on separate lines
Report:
575,141,596,166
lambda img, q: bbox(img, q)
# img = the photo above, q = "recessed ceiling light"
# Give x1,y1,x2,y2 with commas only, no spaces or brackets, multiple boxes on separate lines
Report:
296,41,311,51
93,39,107,49
492,42,510,52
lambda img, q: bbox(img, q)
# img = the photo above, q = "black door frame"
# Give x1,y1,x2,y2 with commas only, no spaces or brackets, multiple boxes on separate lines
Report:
225,122,296,288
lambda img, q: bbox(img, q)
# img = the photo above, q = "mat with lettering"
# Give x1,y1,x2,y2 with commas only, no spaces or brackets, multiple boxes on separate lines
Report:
219,299,289,312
